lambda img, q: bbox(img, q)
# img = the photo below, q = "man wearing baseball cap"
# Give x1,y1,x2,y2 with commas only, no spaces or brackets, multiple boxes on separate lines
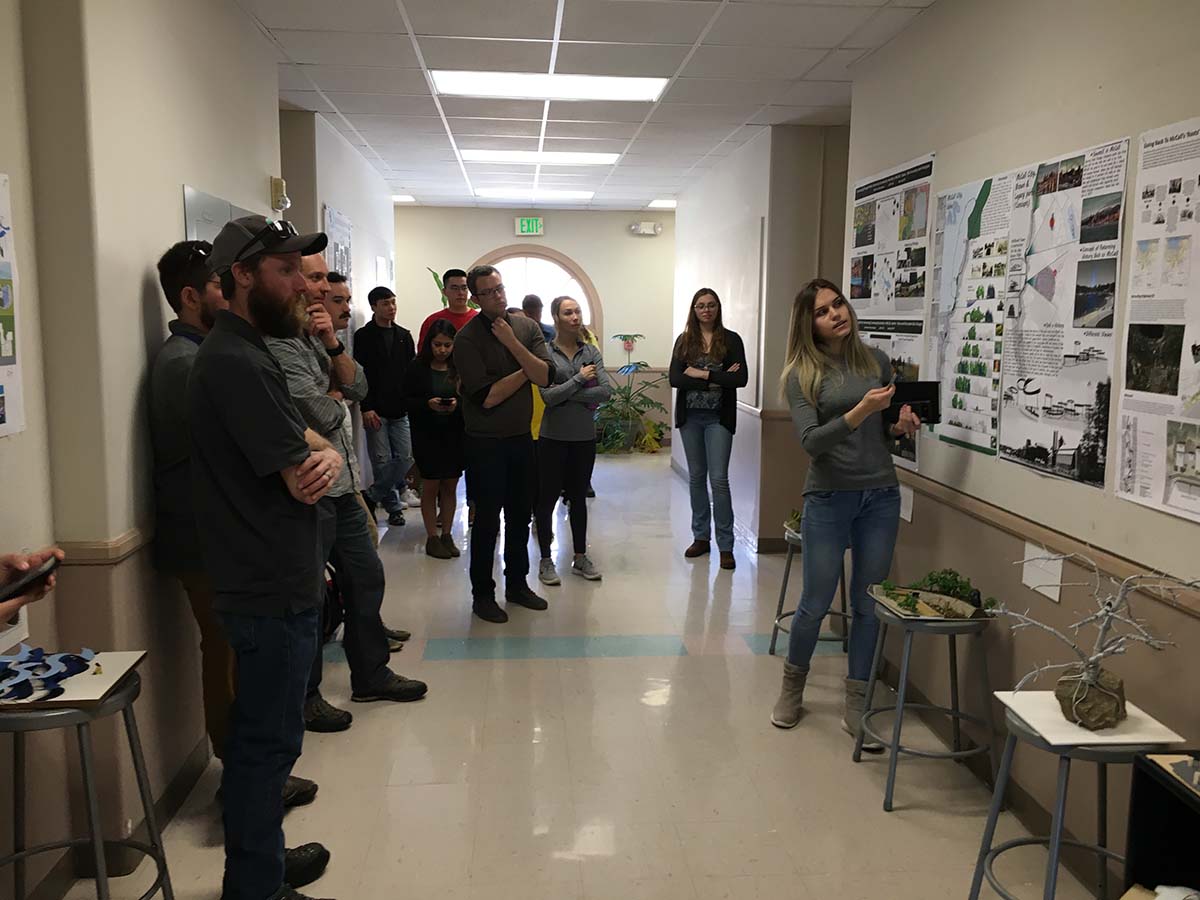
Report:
188,215,340,900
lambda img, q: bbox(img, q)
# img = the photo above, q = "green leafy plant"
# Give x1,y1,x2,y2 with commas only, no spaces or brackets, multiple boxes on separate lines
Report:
427,267,479,310
595,334,668,453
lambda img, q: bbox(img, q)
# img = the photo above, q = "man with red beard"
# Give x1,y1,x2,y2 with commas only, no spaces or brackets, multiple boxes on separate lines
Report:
189,216,341,900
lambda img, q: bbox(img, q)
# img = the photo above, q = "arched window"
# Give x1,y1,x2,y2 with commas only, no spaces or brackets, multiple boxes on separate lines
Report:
472,244,603,340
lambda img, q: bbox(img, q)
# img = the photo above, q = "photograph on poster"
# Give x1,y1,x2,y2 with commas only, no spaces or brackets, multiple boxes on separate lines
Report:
1072,257,1118,328
854,202,876,249
1080,191,1123,243
900,184,929,241
850,254,874,299
1162,235,1192,288
1133,238,1161,292
1125,324,1184,394
1164,419,1200,515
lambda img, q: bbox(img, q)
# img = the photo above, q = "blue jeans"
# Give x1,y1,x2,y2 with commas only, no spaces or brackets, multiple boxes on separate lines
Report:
309,493,390,696
217,606,319,900
366,416,414,513
786,487,901,679
679,411,735,552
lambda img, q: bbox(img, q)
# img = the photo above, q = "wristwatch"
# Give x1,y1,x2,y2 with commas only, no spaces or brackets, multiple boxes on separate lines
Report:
326,341,346,357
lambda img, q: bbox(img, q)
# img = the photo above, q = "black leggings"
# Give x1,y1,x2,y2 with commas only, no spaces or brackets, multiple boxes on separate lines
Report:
535,438,597,557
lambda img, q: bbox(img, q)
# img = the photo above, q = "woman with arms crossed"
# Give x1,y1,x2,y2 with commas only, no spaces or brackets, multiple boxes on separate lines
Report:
669,288,748,570
771,278,920,748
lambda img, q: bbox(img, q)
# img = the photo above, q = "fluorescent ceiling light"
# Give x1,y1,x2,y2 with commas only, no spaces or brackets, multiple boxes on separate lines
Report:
461,149,618,166
391,194,415,203
432,70,667,103
475,188,595,201
648,199,677,209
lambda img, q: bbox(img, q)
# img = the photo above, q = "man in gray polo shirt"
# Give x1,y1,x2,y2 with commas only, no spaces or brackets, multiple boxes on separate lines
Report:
266,252,427,725
453,265,555,623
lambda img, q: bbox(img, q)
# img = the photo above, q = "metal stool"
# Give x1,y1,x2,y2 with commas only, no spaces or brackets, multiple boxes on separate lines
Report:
852,603,998,812
768,528,849,656
969,708,1165,900
0,672,174,900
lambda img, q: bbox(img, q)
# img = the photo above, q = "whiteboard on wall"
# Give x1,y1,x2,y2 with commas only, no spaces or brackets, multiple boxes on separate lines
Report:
183,185,253,242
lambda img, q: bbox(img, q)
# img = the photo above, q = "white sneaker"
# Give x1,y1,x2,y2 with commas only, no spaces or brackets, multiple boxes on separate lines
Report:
401,488,421,508
572,555,602,581
538,559,561,586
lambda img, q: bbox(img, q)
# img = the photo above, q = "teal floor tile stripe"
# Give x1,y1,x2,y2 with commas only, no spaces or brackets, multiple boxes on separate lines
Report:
742,633,846,656
423,635,688,660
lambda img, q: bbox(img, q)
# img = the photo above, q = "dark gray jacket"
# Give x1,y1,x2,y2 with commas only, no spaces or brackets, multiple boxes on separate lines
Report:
538,340,611,442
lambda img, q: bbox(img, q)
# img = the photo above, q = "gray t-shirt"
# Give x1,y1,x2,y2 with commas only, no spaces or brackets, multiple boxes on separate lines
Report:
785,346,898,494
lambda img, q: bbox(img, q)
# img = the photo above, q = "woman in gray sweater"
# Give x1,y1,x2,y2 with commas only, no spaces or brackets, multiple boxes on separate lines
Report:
535,296,612,585
771,278,921,747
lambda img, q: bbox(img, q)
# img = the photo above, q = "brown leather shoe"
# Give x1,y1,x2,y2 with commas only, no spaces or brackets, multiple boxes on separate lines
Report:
684,540,711,559
720,551,736,570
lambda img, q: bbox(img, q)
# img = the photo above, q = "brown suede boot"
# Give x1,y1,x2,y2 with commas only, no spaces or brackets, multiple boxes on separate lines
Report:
843,677,884,752
684,540,711,558
771,662,809,729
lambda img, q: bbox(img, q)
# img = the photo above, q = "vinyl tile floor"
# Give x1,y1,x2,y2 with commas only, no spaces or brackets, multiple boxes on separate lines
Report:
69,454,1096,900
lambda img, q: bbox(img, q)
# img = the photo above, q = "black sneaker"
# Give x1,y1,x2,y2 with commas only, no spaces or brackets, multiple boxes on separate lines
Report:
473,597,509,623
303,693,352,733
352,671,429,703
384,626,411,642
586,483,596,498
387,637,404,653
282,775,318,809
284,842,330,889
505,583,548,611
387,509,405,527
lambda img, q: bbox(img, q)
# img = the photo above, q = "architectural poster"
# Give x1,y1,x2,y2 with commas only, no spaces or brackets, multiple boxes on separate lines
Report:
324,204,353,282
0,174,26,440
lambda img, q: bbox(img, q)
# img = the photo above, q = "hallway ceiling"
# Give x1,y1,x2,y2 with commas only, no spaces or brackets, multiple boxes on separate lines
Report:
242,0,934,209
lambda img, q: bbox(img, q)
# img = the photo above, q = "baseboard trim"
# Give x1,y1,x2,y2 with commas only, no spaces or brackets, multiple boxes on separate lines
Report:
57,527,150,566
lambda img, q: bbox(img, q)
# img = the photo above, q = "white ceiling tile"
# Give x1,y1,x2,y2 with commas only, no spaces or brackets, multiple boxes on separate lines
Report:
370,133,454,149
466,164,542,174
297,65,430,95
561,0,719,42
544,120,639,139
636,122,732,142
325,93,440,115
554,41,690,77
775,80,852,107
404,0,559,39
454,135,542,150
538,173,605,185
548,100,654,122
347,115,447,135
748,105,851,126
761,0,886,6
529,164,617,176
278,64,310,92
801,48,869,81
649,103,759,126
663,77,788,106
542,137,630,153
727,124,767,144
440,98,546,119
247,0,405,32
706,5,874,48
449,117,544,137
618,158,705,171
271,30,419,66
684,45,826,79
419,37,553,71
279,91,336,113
845,7,924,49
472,173,536,184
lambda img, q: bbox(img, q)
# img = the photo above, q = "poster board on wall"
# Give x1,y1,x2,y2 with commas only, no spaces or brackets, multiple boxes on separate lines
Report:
183,185,254,242
324,205,352,283
0,174,26,441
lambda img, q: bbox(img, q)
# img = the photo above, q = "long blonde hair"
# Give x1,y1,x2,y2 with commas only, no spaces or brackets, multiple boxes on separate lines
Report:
780,278,880,406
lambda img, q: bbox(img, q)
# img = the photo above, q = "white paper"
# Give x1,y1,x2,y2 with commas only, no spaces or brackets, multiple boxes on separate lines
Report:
899,484,914,522
1021,540,1063,603
0,174,26,439
323,204,353,282
994,690,1184,747
1115,117,1200,524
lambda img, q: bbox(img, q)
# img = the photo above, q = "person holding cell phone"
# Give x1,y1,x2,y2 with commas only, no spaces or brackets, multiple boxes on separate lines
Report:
403,319,465,560
771,278,921,748
0,547,65,623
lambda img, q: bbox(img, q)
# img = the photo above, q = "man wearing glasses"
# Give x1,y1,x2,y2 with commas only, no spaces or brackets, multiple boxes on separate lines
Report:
453,265,555,623
189,216,345,900
417,267,476,352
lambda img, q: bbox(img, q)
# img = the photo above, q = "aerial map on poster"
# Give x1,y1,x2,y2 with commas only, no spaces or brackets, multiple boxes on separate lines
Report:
848,154,934,471
0,174,25,439
1116,117,1200,523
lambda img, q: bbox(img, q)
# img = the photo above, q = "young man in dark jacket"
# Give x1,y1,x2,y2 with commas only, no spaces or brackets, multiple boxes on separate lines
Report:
354,286,417,526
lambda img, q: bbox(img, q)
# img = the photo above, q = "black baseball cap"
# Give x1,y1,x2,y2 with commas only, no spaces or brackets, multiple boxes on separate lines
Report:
209,215,328,273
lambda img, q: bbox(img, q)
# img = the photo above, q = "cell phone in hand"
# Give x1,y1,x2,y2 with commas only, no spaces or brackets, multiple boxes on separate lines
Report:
0,555,61,603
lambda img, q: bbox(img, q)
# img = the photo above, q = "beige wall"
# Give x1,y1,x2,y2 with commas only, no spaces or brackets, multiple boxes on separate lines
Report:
394,206,676,363
849,0,1200,578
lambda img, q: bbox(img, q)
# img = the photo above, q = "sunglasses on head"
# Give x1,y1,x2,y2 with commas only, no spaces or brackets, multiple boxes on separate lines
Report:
231,220,299,267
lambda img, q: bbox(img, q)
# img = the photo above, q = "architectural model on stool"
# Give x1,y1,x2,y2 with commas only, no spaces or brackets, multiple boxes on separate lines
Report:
999,551,1195,731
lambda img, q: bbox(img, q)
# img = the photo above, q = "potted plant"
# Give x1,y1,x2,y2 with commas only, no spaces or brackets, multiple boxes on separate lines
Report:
595,333,668,453
426,267,479,309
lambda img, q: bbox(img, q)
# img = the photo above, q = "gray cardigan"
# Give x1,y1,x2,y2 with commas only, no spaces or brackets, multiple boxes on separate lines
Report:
538,340,611,442
786,346,898,494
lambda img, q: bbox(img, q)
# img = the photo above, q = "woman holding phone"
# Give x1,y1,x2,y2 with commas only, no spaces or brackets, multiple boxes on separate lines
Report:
535,296,611,585
403,319,465,560
771,278,920,747
669,288,749,570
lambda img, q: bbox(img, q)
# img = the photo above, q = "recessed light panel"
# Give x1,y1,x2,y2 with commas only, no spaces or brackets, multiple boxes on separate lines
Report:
433,70,667,103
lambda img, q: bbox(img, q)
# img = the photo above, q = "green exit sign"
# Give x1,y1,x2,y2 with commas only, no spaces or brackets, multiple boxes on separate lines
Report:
515,216,544,236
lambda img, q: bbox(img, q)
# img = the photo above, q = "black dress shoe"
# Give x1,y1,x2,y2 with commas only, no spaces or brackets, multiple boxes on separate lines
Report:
280,890,333,900
284,842,330,889
360,490,377,520
384,626,412,642
351,671,429,703
303,693,352,733
472,597,509,623
505,584,548,611
282,775,318,809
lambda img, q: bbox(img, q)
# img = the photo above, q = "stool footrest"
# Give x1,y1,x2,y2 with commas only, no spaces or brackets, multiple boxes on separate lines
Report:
861,702,992,760
982,836,1122,900
1,837,169,900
